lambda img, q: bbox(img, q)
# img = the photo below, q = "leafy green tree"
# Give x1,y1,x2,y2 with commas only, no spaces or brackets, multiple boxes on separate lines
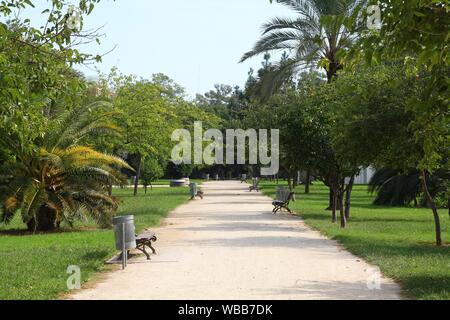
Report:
0,0,108,163
110,71,221,195
114,79,178,196
331,64,449,244
243,72,359,227
141,158,165,193
346,0,449,245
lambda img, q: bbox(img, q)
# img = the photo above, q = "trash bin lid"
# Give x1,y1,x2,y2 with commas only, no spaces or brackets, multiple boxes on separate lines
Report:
113,215,134,225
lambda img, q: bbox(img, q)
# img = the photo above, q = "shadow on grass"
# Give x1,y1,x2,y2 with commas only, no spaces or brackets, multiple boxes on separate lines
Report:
300,212,432,224
117,190,189,198
0,229,31,236
0,227,101,237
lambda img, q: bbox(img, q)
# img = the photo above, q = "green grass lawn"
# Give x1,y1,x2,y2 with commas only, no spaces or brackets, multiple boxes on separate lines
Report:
0,187,190,300
261,181,450,300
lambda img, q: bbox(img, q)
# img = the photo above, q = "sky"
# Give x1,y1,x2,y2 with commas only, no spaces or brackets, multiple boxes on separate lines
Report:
48,0,296,98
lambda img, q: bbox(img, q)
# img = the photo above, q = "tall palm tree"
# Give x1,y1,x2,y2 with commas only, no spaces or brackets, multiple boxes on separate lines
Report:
241,0,363,89
0,103,133,231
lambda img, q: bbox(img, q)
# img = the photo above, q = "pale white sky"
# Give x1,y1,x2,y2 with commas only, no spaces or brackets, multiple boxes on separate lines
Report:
69,0,296,97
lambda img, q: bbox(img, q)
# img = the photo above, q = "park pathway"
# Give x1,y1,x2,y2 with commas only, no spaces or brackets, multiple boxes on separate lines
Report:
69,181,402,300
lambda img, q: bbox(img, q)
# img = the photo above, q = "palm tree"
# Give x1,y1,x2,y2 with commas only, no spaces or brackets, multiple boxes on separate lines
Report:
0,103,133,231
241,0,363,87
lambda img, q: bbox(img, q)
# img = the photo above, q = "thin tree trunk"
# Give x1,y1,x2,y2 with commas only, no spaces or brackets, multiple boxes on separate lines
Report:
144,184,147,194
327,187,333,210
448,197,450,219
421,170,442,246
339,190,346,228
345,176,355,220
108,184,112,196
305,170,311,194
133,153,142,197
287,176,293,191
331,188,337,223
328,188,342,210
293,173,298,190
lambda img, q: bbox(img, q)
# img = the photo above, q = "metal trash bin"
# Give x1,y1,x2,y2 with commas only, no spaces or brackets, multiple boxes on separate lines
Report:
189,183,198,199
113,215,136,269
113,215,136,250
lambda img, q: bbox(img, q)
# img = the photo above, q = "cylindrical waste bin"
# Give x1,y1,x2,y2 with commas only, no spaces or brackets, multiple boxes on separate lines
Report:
190,183,198,194
113,215,136,251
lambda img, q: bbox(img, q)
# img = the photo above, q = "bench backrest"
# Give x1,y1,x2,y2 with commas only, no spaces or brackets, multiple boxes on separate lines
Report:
285,192,295,204
276,186,287,201
276,187,293,203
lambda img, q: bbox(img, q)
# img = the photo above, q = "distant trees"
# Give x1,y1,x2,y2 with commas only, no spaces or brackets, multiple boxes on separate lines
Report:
94,70,221,196
141,158,165,193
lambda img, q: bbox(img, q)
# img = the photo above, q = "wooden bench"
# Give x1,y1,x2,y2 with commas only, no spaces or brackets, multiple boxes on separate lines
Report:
272,191,295,214
249,178,260,192
135,231,157,260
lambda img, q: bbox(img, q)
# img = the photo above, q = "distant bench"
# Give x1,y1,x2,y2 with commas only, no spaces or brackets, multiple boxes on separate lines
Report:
135,231,157,260
249,178,260,192
190,183,204,200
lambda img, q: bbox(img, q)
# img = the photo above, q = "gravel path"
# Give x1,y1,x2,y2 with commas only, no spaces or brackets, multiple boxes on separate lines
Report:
69,181,402,300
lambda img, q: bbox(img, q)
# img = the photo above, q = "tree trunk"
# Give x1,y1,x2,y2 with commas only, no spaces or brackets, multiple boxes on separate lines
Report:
421,170,442,246
331,188,337,223
108,184,113,196
327,188,342,211
327,187,333,210
287,176,293,191
134,153,142,197
305,170,311,194
339,190,346,228
345,176,355,220
448,197,450,219
27,205,57,232
144,184,147,194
